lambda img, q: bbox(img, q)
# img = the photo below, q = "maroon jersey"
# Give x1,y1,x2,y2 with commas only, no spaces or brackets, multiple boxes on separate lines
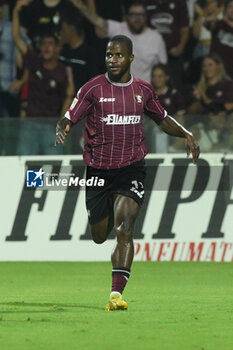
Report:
157,87,185,115
66,74,167,169
25,49,68,117
211,20,233,80
142,0,189,50
206,81,233,104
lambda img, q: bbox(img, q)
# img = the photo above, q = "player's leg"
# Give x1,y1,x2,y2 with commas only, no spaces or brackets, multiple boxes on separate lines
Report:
112,194,139,268
106,194,140,311
90,213,114,244
86,165,115,244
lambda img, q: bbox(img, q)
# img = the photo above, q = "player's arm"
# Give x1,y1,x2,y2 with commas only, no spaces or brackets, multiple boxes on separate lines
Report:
159,115,200,164
144,82,200,164
12,0,31,55
69,0,108,36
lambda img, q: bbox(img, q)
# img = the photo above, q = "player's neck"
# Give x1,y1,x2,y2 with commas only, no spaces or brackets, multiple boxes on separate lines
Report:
107,71,132,84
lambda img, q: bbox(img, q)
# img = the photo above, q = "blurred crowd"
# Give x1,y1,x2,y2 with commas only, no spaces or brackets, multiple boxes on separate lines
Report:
0,0,233,154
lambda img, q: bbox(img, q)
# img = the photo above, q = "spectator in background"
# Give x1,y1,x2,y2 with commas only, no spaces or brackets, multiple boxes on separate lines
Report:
60,11,100,92
186,0,224,84
85,0,130,72
193,0,223,59
19,0,77,48
210,0,233,80
71,0,167,83
0,0,20,117
190,104,226,152
188,53,233,115
151,63,186,153
141,0,190,91
12,0,74,154
151,64,185,123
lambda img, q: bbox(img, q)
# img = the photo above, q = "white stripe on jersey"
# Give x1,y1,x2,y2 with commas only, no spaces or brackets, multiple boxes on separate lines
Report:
130,84,136,163
109,84,115,167
99,85,104,168
139,84,145,159
120,86,126,165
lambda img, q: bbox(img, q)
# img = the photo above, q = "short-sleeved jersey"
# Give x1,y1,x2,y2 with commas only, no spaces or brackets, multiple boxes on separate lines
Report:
206,81,233,104
25,49,68,117
66,74,167,169
142,0,189,50
157,87,185,116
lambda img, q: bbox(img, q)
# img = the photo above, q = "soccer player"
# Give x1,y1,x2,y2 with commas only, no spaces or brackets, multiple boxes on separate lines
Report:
55,35,200,311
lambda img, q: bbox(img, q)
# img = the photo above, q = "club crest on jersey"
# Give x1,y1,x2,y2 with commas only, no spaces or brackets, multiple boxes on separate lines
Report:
101,114,141,125
135,95,143,104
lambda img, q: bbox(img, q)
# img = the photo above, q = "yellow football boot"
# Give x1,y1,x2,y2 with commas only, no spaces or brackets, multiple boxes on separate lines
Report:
105,292,128,311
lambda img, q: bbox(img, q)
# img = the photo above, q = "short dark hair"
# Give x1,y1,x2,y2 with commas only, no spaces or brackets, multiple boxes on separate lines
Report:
151,63,171,77
40,32,59,44
109,35,133,55
126,0,146,13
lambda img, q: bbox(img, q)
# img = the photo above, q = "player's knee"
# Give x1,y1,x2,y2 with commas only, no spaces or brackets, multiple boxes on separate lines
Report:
115,220,134,241
92,236,106,244
91,228,107,244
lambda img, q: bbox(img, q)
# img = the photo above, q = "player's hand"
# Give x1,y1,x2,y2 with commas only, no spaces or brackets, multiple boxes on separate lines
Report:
185,133,200,164
54,119,71,146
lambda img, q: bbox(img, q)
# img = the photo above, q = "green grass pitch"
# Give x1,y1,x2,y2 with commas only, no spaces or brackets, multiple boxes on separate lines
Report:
0,262,233,350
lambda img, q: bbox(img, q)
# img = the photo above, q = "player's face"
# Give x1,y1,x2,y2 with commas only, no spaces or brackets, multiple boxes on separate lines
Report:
202,58,219,80
151,68,169,89
40,37,58,61
105,42,134,82
126,6,147,34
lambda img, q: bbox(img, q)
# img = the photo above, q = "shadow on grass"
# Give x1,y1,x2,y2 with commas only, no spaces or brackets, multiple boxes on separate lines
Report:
0,301,103,312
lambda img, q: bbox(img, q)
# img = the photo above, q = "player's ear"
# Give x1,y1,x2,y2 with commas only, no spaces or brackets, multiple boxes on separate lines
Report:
130,54,134,63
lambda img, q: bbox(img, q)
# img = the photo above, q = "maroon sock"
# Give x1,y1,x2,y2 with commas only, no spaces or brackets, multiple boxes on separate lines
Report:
111,268,130,295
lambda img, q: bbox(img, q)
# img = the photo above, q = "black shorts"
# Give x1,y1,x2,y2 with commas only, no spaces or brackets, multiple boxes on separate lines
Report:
85,159,146,225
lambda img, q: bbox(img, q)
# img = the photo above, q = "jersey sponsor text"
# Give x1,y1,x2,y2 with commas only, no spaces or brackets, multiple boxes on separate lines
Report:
101,114,141,125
